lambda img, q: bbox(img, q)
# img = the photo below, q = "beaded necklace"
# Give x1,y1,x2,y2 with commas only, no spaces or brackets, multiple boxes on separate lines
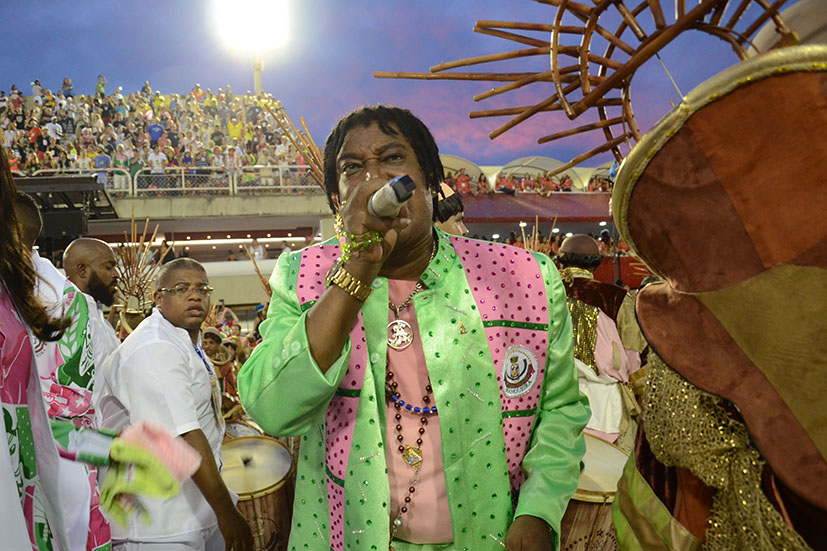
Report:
385,361,438,547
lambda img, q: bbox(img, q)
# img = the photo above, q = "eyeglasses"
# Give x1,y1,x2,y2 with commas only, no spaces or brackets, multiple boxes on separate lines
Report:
159,283,214,297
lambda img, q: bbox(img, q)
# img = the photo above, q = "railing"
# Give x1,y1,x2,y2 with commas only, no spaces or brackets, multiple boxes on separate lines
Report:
18,166,606,197
134,166,232,196
24,164,322,197
235,165,322,195
32,167,132,197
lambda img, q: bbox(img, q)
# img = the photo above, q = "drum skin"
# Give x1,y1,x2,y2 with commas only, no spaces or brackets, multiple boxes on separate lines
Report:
222,436,294,551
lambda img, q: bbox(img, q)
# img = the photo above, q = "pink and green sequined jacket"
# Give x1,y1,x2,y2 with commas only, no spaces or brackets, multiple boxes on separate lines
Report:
239,230,589,551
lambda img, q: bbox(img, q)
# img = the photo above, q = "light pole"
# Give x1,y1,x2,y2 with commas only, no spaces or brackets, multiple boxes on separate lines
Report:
253,55,263,96
212,0,288,95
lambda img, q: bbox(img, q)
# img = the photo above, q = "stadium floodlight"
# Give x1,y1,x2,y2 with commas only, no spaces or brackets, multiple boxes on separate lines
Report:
212,0,289,94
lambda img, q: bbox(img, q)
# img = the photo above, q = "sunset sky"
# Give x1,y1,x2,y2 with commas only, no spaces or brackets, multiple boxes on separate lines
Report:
2,0,758,166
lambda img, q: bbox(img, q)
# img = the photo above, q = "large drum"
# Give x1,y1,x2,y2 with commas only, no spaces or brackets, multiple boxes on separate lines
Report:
222,436,294,551
560,433,629,550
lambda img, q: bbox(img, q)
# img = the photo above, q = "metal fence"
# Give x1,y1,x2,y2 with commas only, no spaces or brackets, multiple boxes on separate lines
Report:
20,165,321,197
235,165,322,195
134,167,232,196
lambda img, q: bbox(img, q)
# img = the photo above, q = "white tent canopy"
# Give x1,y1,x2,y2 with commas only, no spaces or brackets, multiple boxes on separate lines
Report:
440,154,484,181
495,156,586,189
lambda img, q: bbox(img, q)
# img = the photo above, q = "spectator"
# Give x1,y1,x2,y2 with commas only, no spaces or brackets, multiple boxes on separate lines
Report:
476,172,493,194
454,167,471,194
250,238,266,260
146,144,167,190
93,146,111,186
111,143,129,190
96,74,107,98
31,79,43,101
156,240,176,264
61,77,73,97
147,119,163,147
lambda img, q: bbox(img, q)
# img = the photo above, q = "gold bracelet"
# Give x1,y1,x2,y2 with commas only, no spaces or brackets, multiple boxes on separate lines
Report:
325,260,373,302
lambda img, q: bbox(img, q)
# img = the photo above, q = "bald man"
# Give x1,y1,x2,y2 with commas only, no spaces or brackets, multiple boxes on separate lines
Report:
31,237,122,550
64,237,120,310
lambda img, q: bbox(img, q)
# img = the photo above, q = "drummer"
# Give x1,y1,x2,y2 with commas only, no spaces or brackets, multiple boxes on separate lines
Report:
99,258,253,551
239,105,589,551
555,234,640,449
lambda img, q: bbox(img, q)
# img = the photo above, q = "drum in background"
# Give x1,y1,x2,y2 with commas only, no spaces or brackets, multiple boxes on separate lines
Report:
224,418,264,441
222,436,294,551
560,433,629,550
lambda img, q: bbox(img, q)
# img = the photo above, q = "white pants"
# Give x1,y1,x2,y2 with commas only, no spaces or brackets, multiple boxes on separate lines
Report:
113,526,224,550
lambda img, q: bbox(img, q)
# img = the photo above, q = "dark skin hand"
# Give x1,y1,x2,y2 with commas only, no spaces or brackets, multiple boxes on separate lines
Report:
181,429,253,551
505,515,553,550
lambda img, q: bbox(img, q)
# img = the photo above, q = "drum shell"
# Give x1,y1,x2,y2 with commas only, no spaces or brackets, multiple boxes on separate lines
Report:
222,436,295,551
224,418,264,441
559,433,628,550
236,487,292,551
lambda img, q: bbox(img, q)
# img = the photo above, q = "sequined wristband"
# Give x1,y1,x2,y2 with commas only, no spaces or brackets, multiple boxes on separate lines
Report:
340,230,383,263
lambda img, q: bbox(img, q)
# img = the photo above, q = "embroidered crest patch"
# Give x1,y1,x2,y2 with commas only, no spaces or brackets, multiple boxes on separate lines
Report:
502,345,539,398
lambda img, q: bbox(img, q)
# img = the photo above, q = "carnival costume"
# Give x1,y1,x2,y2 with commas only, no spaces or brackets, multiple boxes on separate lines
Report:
559,264,640,450
239,228,590,551
611,46,827,550
32,278,119,550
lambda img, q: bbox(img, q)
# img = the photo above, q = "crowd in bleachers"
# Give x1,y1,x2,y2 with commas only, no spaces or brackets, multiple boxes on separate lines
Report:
0,77,312,191
1,76,617,195
586,174,613,192
445,168,612,196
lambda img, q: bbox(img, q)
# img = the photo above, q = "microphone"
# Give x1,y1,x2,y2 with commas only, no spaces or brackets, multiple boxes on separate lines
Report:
367,175,416,218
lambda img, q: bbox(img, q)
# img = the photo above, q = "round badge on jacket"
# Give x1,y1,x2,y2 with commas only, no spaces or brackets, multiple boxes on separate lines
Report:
502,345,539,398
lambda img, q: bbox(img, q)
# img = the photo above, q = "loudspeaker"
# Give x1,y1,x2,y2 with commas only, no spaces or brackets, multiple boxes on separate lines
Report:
41,210,88,239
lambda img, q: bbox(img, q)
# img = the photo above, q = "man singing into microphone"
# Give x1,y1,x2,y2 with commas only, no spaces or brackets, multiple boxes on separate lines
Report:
239,105,588,551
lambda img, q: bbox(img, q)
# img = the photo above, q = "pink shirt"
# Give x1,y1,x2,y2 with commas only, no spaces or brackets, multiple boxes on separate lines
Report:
385,280,453,544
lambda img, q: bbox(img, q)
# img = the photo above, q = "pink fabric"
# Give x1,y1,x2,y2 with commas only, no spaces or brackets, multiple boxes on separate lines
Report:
594,311,640,382
119,420,201,481
452,237,549,492
1,286,61,549
385,279,452,544
583,428,619,443
86,466,110,550
295,243,367,551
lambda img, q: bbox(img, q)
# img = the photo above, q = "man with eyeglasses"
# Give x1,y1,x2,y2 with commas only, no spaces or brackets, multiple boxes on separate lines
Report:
99,258,252,551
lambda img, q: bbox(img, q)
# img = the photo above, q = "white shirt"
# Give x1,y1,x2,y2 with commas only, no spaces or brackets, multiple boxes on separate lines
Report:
147,151,167,173
99,309,224,540
87,300,121,405
31,251,67,316
45,122,63,139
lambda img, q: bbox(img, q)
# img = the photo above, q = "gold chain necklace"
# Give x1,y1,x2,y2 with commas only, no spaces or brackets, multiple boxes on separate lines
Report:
386,237,437,351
